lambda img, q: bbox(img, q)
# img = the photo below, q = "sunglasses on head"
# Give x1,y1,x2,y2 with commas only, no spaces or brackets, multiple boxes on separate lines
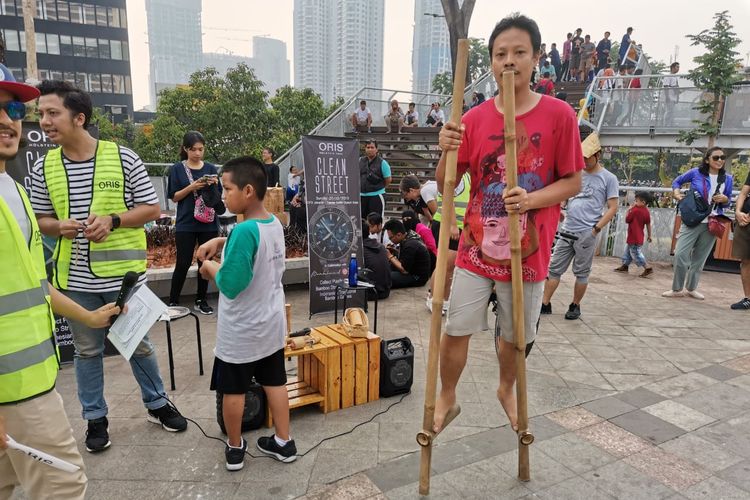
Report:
710,155,726,161
0,100,26,121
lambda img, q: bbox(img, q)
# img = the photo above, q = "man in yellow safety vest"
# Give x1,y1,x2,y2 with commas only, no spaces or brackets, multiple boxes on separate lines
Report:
30,81,187,454
0,63,120,499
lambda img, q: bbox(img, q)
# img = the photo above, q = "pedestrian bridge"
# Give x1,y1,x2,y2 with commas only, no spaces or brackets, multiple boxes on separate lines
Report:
579,73,750,151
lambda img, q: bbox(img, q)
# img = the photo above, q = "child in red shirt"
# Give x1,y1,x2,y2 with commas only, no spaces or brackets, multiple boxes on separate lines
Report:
614,192,653,277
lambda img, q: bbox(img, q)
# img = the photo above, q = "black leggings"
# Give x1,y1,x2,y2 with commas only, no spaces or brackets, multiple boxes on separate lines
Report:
169,231,218,304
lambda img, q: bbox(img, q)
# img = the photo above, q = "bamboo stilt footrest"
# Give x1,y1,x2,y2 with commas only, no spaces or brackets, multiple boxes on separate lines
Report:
416,404,461,446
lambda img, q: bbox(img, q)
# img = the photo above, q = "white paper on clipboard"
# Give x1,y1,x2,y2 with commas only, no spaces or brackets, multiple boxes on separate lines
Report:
107,285,167,360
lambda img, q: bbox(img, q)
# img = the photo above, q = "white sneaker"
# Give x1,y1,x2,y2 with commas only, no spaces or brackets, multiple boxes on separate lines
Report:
686,290,705,300
425,295,433,313
662,290,684,297
442,302,449,315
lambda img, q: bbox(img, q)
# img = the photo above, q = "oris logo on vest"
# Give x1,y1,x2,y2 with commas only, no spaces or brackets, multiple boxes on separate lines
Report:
98,180,121,190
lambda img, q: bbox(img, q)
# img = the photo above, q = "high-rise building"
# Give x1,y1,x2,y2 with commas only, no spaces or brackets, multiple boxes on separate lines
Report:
202,52,252,77
0,0,134,118
293,0,383,104
251,36,290,97
411,0,450,95
146,0,202,108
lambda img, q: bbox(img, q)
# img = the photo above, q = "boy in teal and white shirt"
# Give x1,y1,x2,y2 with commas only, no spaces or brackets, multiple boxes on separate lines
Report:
198,156,294,471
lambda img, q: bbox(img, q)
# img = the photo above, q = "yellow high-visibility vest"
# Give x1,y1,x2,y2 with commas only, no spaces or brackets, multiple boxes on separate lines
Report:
0,181,58,404
433,172,471,230
43,141,146,289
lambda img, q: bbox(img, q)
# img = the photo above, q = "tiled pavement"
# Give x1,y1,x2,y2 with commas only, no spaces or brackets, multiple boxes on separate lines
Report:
9,257,750,499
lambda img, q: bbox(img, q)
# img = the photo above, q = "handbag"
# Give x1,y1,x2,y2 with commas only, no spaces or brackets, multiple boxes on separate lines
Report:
183,162,215,224
708,215,730,238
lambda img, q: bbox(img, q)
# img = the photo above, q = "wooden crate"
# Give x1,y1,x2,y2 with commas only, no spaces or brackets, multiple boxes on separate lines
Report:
266,337,333,427
313,324,380,408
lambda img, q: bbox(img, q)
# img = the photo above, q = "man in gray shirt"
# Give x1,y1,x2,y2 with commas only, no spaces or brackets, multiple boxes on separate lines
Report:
541,133,619,319
579,35,597,83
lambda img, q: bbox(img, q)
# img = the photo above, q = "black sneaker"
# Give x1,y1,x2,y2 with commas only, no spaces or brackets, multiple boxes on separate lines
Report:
85,417,111,453
540,302,552,315
564,303,581,320
256,435,297,463
730,298,750,310
147,403,187,432
194,300,213,315
225,438,247,471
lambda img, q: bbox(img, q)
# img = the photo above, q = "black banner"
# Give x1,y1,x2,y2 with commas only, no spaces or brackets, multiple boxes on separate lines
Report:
302,136,365,316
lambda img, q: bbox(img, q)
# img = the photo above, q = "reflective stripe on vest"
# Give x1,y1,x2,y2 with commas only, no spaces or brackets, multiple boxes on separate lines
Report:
43,140,147,288
0,338,56,375
0,279,49,315
433,173,471,228
0,183,58,404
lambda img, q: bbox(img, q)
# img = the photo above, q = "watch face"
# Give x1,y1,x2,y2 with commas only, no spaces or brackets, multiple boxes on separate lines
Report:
309,207,356,260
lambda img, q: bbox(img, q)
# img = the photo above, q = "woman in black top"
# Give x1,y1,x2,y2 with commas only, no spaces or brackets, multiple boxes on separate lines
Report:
262,147,280,187
167,131,222,314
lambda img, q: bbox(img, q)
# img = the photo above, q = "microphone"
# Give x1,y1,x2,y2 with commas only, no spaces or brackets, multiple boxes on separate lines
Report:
110,271,139,324
288,327,311,338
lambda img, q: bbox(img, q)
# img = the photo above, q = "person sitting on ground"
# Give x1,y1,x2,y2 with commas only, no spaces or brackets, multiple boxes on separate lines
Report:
400,174,437,224
383,218,431,289
384,99,405,133
541,60,556,82
198,156,296,472
426,102,445,127
535,71,555,95
614,192,653,277
402,209,437,271
731,168,750,310
404,102,419,128
360,218,392,300
350,99,372,133
541,132,619,320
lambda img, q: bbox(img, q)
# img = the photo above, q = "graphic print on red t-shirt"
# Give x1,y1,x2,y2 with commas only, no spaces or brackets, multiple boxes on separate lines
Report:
454,96,585,282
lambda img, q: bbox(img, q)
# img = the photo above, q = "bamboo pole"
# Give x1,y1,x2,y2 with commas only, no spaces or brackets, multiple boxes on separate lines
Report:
417,39,469,497
501,70,534,482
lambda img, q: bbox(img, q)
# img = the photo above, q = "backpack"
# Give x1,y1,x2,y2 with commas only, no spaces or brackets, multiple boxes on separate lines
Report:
535,80,552,95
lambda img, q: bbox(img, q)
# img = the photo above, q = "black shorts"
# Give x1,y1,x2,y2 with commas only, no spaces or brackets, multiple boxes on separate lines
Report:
210,348,287,394
431,220,460,251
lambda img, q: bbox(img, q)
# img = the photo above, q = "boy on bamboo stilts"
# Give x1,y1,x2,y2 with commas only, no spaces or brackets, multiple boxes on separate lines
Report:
434,14,584,432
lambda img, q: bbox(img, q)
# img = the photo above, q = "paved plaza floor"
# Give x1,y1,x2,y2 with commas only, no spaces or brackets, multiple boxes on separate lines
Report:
12,256,750,499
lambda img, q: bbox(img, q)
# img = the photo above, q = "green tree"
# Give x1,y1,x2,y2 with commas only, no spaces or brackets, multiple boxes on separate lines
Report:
155,64,271,163
132,114,184,168
267,86,337,156
90,109,135,148
678,10,743,147
431,37,490,94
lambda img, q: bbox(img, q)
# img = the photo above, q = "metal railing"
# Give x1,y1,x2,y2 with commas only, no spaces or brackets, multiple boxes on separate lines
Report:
580,74,750,137
276,87,451,175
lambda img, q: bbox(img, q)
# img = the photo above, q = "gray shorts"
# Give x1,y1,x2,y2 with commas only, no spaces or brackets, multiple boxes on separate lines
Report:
547,229,598,284
445,267,544,344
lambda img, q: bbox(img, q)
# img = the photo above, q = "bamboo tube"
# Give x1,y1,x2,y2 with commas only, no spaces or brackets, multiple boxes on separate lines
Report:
501,70,534,482
417,39,469,497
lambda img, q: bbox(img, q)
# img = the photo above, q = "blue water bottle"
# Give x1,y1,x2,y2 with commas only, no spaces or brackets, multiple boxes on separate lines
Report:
348,253,358,287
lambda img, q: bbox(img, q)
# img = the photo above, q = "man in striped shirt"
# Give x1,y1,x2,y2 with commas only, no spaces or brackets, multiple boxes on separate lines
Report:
31,81,187,453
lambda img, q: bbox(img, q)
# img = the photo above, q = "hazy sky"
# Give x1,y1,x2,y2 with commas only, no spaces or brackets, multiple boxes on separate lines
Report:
126,0,750,110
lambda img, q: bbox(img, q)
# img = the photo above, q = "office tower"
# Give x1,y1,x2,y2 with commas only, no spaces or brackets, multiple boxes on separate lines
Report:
146,0,202,108
411,0,450,95
251,36,290,96
0,0,134,118
293,0,384,104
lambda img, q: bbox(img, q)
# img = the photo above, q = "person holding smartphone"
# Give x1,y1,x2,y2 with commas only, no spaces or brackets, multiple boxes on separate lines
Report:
167,131,222,314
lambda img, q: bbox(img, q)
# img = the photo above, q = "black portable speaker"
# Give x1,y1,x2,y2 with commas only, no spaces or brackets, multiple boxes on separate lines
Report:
380,337,414,397
215,381,267,434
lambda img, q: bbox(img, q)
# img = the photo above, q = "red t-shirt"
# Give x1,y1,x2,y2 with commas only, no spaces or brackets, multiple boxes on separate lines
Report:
625,205,650,245
455,96,585,282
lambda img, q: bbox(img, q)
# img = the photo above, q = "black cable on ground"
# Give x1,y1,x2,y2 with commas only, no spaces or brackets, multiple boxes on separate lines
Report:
132,356,409,460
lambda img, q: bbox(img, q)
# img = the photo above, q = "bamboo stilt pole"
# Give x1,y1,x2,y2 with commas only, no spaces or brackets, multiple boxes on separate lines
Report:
417,39,469,496
501,70,534,482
